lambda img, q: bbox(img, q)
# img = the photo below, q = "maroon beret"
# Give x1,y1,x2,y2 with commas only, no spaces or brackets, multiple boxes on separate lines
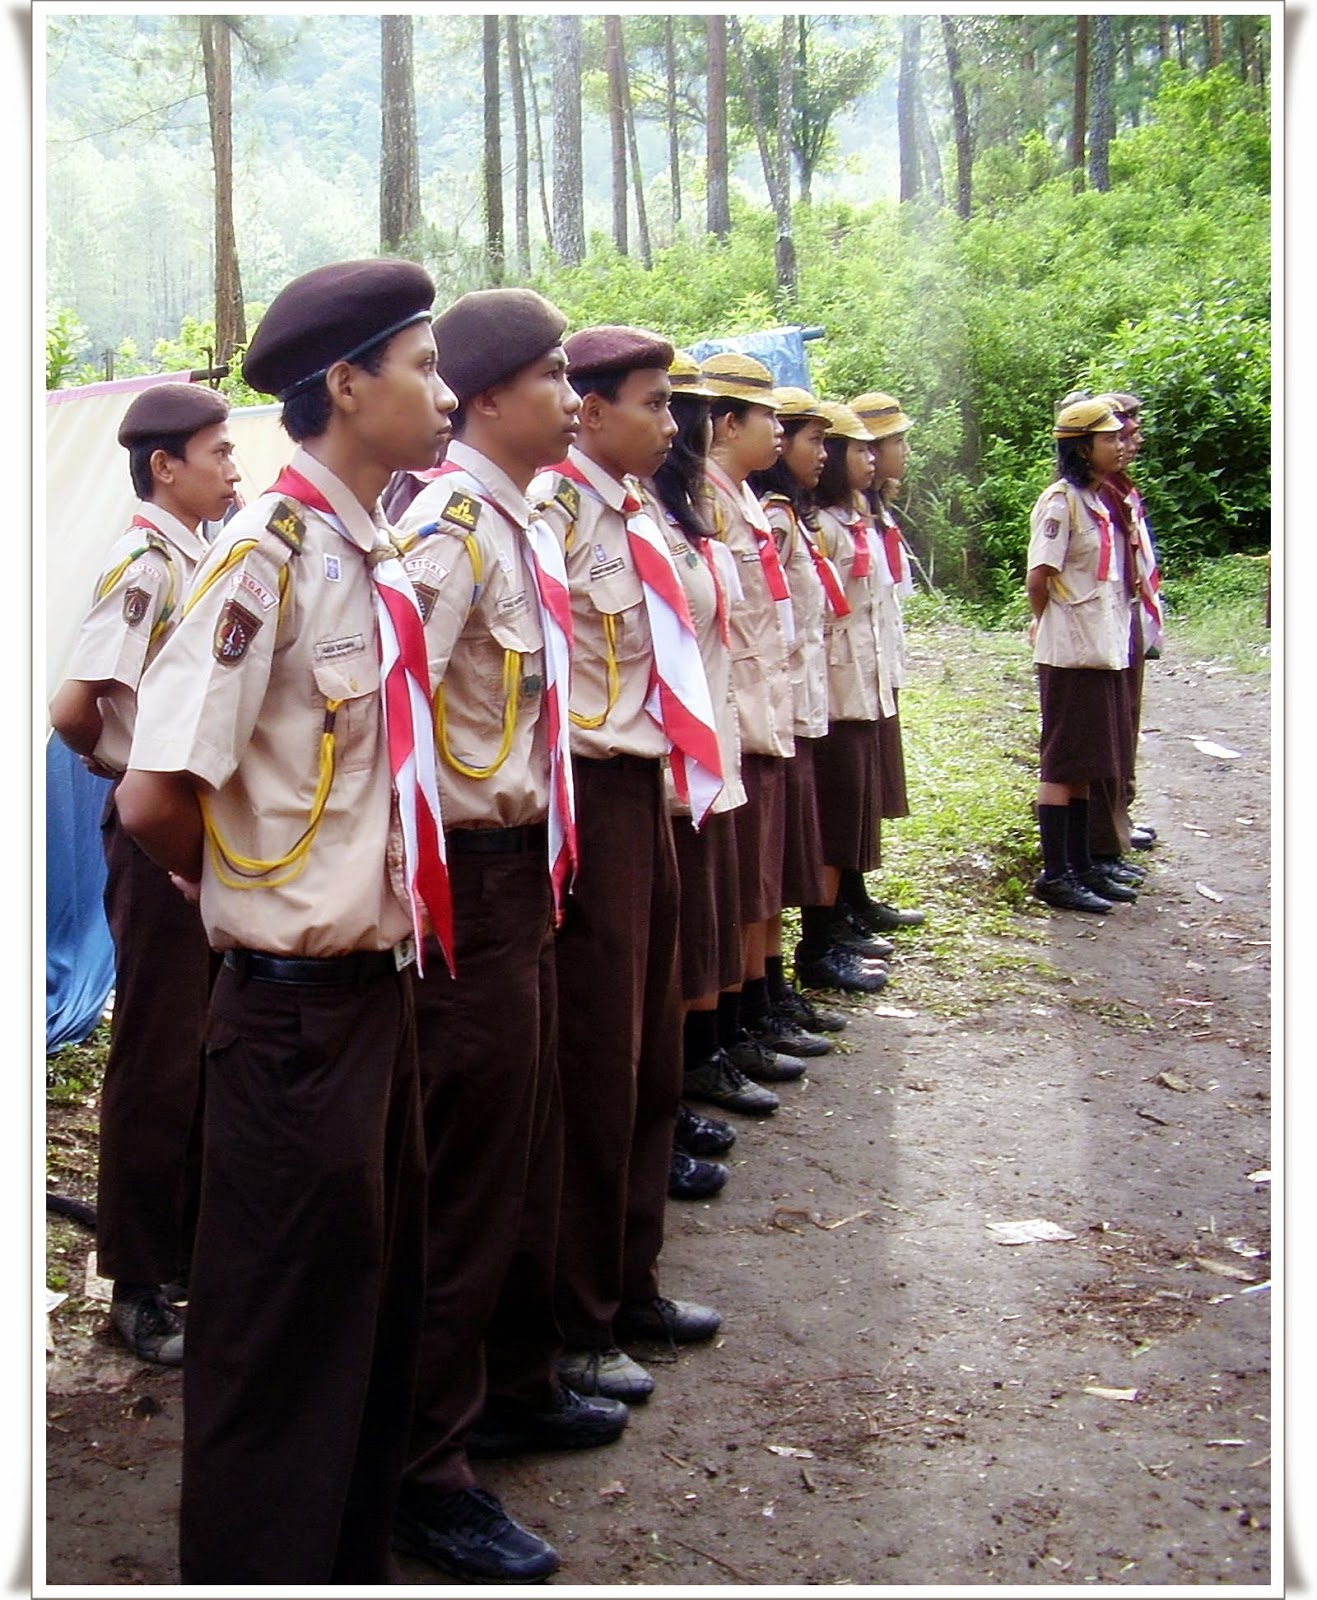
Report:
433,288,568,403
564,325,675,379
117,382,229,446
243,257,435,400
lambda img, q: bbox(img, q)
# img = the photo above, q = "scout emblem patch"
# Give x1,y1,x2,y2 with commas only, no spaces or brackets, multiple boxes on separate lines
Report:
413,584,439,624
440,491,480,532
266,500,305,552
554,479,580,517
122,586,151,626
213,598,262,663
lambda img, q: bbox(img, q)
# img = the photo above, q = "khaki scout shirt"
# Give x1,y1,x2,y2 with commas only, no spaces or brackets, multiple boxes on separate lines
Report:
62,502,210,775
763,495,829,739
871,502,909,712
394,442,550,830
129,447,413,957
815,503,880,724
640,485,747,817
1027,479,1132,672
530,446,667,761
704,460,794,760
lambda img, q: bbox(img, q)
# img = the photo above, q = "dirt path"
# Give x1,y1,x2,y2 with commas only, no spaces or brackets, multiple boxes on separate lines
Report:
41,642,1274,1590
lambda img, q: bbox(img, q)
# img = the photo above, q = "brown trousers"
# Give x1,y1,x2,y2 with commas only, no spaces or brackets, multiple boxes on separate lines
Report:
406,846,564,1497
554,756,681,1348
179,964,426,1585
96,800,213,1285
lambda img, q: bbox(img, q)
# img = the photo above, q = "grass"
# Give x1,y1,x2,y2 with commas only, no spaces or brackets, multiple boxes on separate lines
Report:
1158,552,1272,676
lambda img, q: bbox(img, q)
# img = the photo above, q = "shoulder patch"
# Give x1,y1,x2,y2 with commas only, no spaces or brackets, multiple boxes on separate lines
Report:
122,586,152,627
554,479,580,517
143,530,171,558
266,500,305,553
213,598,262,664
440,490,481,532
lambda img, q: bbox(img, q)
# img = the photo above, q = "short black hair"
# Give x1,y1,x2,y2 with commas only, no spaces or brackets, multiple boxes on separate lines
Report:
568,370,627,406
1056,435,1098,489
280,332,393,442
747,417,819,527
127,431,197,500
649,393,712,543
709,396,755,429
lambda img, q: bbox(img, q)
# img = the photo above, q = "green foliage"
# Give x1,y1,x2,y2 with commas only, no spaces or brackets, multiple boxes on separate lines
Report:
46,1024,109,1103
1159,552,1271,676
45,307,89,390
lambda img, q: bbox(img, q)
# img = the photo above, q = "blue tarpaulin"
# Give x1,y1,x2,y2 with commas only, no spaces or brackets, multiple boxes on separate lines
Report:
45,736,114,1052
686,325,819,391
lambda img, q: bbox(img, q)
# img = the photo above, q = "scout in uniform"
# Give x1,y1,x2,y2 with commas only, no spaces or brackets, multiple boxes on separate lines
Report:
117,258,455,1583
641,351,747,1199
49,381,238,1364
389,288,626,1585
530,325,724,1404
1025,398,1140,914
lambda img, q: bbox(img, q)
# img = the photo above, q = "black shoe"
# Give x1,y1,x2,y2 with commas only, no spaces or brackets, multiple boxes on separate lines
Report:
1093,855,1146,885
109,1285,185,1366
557,1346,655,1402
828,914,895,960
394,1487,560,1582
674,1100,736,1156
466,1385,629,1459
777,983,848,1033
745,1004,833,1057
1078,866,1138,903
669,1147,728,1199
615,1295,722,1343
1031,870,1113,913
683,1049,780,1115
795,943,889,994
851,898,925,931
726,1032,806,1083
1132,821,1158,841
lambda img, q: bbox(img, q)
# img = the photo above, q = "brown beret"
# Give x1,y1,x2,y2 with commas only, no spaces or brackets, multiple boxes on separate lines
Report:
243,257,435,400
432,288,568,402
565,325,674,379
117,382,229,447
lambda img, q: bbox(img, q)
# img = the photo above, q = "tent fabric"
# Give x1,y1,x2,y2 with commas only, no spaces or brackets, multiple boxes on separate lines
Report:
687,326,815,392
45,737,114,1052
44,377,290,1051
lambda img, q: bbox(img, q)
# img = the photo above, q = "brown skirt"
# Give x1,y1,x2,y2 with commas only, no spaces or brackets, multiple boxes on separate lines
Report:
813,720,881,873
1037,664,1128,785
673,809,743,1001
733,754,787,925
878,693,910,819
781,736,828,909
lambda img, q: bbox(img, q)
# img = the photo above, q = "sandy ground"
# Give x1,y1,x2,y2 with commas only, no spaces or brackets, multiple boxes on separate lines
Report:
39,645,1275,1592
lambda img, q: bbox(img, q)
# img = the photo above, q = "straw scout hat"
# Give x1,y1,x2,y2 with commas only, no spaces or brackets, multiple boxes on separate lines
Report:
1052,399,1122,438
772,386,830,424
668,349,718,399
814,400,872,442
848,392,915,440
699,351,781,407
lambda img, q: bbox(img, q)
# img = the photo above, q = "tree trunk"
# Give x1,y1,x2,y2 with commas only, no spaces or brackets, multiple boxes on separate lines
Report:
706,16,730,238
897,17,921,203
199,17,244,361
1158,17,1171,61
506,17,530,273
482,16,505,283
1175,19,1187,70
664,16,681,227
1089,14,1113,193
729,18,792,294
915,78,945,206
1069,15,1089,193
1206,15,1223,69
524,25,553,253
552,16,585,266
619,20,652,268
379,16,420,259
775,18,796,294
941,16,972,220
604,15,628,255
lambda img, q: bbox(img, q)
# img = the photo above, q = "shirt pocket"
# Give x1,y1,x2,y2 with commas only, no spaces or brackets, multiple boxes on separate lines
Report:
584,562,649,667
312,656,381,773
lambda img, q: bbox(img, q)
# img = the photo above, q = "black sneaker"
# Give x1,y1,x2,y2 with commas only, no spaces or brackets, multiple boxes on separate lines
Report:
669,1148,729,1200
777,983,849,1033
466,1385,629,1458
109,1285,185,1366
615,1295,722,1343
850,898,925,931
745,1004,832,1057
1078,866,1138,903
1093,855,1146,885
829,913,895,960
683,1049,780,1115
725,1032,807,1083
794,943,889,995
674,1101,736,1156
1031,870,1113,913
394,1486,560,1582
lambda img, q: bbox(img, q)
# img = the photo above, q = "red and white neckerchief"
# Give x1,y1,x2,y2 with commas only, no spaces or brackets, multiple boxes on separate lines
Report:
845,508,873,580
268,464,453,976
554,459,724,828
1127,485,1165,651
875,506,914,597
706,458,795,645
796,518,852,619
1080,489,1116,584
425,460,579,921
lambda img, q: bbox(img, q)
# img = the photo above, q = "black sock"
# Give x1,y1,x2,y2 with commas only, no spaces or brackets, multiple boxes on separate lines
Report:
683,1007,720,1072
765,954,789,1003
1067,798,1094,875
716,989,741,1050
741,976,770,1027
838,868,870,910
1038,804,1070,880
799,905,833,954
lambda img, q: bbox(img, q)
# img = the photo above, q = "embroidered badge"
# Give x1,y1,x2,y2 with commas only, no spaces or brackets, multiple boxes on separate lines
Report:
266,500,304,552
313,634,366,661
496,591,529,619
122,586,151,627
1044,518,1061,540
496,547,513,576
441,491,480,532
413,584,439,624
213,599,261,663
324,554,342,582
589,556,626,582
554,480,580,517
237,570,278,611
521,672,543,694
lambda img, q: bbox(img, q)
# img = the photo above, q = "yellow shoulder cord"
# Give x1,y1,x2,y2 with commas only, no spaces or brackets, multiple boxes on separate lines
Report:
96,544,178,647
569,612,620,729
435,649,521,777
183,539,292,620
198,697,343,890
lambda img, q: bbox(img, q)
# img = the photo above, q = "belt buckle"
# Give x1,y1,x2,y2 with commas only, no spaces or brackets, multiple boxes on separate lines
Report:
393,935,417,972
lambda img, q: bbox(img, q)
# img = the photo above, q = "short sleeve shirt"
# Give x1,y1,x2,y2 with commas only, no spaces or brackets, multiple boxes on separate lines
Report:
1028,478,1131,671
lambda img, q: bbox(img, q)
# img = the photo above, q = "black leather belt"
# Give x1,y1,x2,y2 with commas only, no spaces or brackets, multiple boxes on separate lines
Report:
447,822,548,854
223,948,399,986
579,754,660,773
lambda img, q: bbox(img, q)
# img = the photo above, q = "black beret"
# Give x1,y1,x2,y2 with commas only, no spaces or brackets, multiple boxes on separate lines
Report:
117,382,229,447
432,288,568,403
564,325,675,379
242,257,436,400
